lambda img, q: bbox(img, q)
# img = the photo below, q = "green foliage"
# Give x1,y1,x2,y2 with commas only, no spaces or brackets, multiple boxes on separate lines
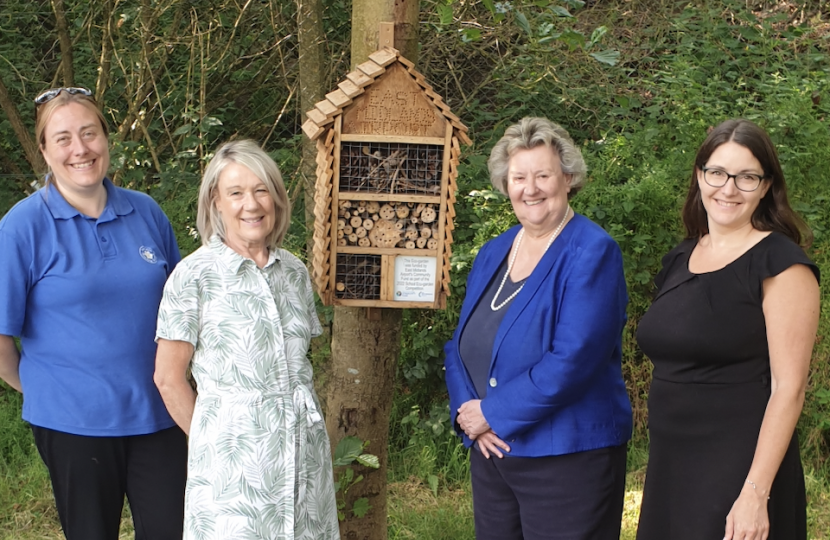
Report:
333,436,379,520
3,2,830,536
403,0,830,473
0,387,34,469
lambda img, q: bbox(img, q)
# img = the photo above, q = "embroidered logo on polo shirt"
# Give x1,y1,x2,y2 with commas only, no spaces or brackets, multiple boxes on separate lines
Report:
139,246,158,264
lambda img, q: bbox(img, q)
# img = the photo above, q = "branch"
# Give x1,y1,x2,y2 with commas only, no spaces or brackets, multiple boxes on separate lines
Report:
262,84,295,149
51,0,75,87
207,0,255,72
0,74,43,175
95,0,114,104
0,145,36,195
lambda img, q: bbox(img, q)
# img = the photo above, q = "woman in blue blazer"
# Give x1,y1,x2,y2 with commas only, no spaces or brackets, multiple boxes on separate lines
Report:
445,117,632,540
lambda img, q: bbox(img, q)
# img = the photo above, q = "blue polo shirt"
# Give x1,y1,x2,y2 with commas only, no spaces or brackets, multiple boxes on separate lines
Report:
0,179,180,436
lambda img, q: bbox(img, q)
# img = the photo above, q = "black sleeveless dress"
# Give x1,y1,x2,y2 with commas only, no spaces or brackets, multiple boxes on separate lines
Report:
636,232,819,540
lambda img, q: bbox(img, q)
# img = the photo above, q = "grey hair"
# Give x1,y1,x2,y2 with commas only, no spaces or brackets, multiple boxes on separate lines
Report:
487,117,587,198
196,139,291,249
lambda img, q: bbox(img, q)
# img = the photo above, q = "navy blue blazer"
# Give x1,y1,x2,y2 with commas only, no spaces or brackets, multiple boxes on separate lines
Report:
444,214,632,457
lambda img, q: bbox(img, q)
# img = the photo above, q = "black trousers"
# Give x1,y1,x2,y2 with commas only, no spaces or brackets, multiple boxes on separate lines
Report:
31,425,188,540
470,443,627,540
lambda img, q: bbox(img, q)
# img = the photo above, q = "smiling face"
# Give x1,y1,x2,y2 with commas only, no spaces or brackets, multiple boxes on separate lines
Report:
506,145,571,235
696,140,771,234
214,162,276,252
40,101,110,196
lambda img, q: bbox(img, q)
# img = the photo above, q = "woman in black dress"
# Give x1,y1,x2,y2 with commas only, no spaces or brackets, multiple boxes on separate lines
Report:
636,119,820,540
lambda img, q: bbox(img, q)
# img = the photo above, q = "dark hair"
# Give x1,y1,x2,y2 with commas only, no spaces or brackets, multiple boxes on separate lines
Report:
681,118,811,248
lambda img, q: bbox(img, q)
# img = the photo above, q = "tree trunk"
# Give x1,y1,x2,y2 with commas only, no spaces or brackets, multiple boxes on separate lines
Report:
325,307,401,540
0,75,43,175
295,0,332,413
324,3,419,539
94,0,114,104
51,0,75,87
351,0,419,63
296,0,327,257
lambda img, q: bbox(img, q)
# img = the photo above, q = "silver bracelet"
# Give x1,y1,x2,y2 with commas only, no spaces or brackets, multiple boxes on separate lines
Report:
746,480,771,500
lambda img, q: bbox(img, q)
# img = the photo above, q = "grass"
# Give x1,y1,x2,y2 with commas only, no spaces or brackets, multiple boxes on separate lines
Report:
387,472,645,540
0,386,136,540
2,392,830,540
0,460,137,540
388,455,830,540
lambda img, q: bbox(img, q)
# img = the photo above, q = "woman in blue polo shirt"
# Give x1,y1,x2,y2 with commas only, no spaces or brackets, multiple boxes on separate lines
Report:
0,87,187,540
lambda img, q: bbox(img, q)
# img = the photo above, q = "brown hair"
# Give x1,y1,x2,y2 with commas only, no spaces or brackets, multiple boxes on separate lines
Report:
35,89,109,187
681,118,811,247
197,139,291,249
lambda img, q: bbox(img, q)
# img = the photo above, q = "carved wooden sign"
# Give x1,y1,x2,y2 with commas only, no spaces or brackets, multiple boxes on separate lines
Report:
303,47,470,309
342,63,446,138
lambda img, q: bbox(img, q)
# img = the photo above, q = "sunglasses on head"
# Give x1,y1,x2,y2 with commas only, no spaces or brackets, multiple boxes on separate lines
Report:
34,87,93,106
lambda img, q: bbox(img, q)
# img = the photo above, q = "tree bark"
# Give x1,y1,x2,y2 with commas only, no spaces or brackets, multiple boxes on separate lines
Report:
94,0,114,104
324,3,420,539
295,0,332,414
296,0,327,257
51,0,75,87
0,75,43,175
351,0,419,63
325,307,401,540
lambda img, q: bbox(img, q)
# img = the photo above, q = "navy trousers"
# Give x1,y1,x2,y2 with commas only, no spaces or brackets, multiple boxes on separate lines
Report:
32,425,187,540
470,443,627,540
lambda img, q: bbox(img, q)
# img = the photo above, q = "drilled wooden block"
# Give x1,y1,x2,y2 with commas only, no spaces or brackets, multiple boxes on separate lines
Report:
326,89,352,109
338,79,364,98
302,119,325,140
368,48,398,67
356,60,385,79
346,70,373,88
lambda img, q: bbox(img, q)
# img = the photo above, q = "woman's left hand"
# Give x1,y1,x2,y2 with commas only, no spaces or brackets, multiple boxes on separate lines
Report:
476,430,511,459
457,399,490,440
723,485,769,540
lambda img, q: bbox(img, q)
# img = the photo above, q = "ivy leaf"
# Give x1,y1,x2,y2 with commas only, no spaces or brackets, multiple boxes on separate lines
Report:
563,0,585,8
334,436,364,466
558,28,585,50
356,453,380,469
352,498,372,518
590,25,608,45
515,11,532,37
590,49,620,66
550,6,572,17
437,4,453,25
173,124,192,136
200,116,223,128
481,0,496,16
461,28,482,42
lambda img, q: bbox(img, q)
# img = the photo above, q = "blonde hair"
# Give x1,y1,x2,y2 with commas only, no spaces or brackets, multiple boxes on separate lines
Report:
488,117,587,198
35,90,109,187
197,139,291,249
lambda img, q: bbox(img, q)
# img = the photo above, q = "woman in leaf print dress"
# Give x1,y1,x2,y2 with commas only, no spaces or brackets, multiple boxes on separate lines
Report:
154,139,340,540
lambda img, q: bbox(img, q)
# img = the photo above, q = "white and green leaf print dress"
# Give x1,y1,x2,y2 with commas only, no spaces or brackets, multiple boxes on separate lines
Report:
157,236,340,540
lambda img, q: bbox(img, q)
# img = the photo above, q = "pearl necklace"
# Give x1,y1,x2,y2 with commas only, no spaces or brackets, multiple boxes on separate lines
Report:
490,206,571,311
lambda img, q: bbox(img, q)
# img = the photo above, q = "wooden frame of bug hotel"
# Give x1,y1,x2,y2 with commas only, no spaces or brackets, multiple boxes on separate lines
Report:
303,47,471,309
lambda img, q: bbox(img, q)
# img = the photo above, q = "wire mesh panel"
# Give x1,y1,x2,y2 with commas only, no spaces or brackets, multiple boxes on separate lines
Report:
335,254,382,300
339,142,444,195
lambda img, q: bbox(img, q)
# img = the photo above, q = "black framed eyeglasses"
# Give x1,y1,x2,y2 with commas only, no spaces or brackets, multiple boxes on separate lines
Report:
34,87,93,106
701,167,766,192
